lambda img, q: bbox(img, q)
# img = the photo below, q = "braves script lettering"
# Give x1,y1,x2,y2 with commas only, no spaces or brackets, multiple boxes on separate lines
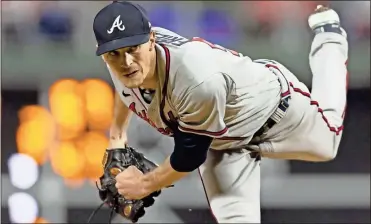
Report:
129,102,172,136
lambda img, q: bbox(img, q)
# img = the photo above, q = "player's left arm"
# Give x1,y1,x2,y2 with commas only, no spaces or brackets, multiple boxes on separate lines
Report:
141,74,228,193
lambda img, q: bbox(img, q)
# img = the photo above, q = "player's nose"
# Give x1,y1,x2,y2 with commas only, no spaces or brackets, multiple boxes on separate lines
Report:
120,52,134,68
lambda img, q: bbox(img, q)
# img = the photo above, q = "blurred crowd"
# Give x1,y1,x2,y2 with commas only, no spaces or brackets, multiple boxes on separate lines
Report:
2,1,370,48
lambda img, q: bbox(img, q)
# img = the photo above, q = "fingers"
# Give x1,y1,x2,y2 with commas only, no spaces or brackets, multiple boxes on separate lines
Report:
117,188,130,199
115,166,134,180
116,184,137,200
114,166,145,200
114,167,134,190
115,181,130,199
115,182,120,189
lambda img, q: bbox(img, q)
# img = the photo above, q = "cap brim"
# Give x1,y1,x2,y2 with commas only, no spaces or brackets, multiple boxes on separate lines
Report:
96,33,150,56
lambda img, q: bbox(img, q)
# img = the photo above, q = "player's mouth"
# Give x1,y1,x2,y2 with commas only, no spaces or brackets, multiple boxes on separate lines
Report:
123,70,139,78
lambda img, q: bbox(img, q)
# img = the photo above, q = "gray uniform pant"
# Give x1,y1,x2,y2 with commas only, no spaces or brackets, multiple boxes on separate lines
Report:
199,32,349,223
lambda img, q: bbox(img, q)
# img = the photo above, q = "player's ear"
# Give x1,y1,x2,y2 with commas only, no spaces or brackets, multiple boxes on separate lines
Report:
149,31,156,51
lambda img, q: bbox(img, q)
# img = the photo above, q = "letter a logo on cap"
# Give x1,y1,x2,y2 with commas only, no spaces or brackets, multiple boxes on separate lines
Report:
107,15,126,34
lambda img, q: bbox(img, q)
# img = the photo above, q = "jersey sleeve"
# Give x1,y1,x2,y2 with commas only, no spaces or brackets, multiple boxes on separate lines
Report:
173,73,228,138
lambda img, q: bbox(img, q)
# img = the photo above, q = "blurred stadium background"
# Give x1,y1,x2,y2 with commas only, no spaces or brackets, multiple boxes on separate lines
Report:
1,1,370,223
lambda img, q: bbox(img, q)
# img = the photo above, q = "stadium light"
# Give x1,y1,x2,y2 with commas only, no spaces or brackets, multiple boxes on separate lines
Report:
8,153,39,190
82,79,114,131
50,141,85,179
48,79,87,140
8,192,38,223
75,131,108,180
16,105,56,165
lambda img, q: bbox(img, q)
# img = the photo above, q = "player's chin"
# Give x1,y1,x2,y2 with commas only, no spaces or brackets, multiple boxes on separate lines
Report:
123,77,144,89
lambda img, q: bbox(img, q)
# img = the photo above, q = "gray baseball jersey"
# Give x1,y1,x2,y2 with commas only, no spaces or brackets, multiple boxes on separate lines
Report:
108,27,282,150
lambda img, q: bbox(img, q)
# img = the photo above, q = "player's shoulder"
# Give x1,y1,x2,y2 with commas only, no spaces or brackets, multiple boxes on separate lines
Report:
154,27,219,88
153,26,213,58
153,27,190,50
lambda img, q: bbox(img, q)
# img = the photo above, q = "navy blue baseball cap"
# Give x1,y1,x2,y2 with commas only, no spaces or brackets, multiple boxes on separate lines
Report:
93,1,151,56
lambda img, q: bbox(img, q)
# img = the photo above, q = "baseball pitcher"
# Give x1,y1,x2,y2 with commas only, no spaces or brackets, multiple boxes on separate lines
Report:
90,1,349,223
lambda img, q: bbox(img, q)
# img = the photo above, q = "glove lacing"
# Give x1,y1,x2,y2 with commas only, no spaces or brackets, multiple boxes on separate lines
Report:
86,182,116,224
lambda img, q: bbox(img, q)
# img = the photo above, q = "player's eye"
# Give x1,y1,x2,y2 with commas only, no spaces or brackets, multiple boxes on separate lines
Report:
108,51,119,57
127,45,139,54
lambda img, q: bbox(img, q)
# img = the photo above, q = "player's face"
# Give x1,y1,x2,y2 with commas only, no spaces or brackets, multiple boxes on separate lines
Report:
102,33,155,88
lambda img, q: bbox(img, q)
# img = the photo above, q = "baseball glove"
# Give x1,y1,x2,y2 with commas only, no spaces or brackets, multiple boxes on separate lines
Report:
87,146,167,223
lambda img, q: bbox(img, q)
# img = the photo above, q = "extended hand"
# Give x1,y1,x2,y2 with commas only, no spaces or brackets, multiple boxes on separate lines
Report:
115,165,149,200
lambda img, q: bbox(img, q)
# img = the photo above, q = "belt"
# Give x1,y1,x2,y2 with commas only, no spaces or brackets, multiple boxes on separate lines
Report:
253,62,291,139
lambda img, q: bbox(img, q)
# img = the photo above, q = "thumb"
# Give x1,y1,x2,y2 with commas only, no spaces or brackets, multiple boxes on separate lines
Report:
128,165,138,171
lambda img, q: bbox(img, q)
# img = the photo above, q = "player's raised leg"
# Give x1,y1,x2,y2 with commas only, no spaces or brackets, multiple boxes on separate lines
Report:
308,5,349,154
254,5,349,162
198,150,261,223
